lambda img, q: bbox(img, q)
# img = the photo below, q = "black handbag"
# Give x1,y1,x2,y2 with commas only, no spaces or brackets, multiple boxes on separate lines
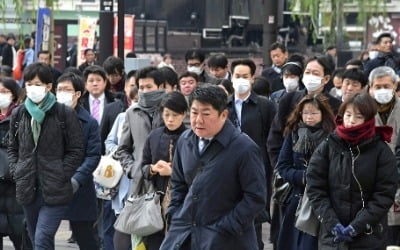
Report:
271,169,293,205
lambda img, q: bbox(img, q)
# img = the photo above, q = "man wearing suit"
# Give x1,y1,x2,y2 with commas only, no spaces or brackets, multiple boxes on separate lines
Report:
227,59,276,250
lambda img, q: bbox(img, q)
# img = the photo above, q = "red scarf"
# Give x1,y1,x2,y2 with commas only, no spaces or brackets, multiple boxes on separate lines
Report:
336,117,393,145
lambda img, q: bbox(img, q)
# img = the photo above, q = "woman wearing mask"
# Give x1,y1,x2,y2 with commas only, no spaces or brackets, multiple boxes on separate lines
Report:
0,78,31,249
307,93,397,249
267,56,341,249
276,94,335,250
141,91,188,249
270,60,304,104
8,63,84,250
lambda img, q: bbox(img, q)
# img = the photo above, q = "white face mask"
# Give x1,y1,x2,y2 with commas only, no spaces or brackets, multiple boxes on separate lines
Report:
232,78,251,95
26,85,47,103
187,66,202,75
369,51,379,60
302,74,323,92
0,93,12,108
56,91,74,107
374,88,394,104
283,77,299,92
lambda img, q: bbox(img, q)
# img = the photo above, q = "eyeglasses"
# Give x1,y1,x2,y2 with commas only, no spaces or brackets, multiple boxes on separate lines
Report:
301,112,321,116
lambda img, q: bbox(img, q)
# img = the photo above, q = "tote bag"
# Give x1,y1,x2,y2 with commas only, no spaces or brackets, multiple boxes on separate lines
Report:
295,188,320,237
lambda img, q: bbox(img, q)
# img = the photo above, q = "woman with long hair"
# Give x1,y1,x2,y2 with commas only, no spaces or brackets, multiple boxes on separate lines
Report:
276,94,335,250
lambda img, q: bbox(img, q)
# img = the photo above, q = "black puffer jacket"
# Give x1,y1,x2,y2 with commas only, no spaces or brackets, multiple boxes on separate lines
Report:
307,133,397,250
8,104,84,206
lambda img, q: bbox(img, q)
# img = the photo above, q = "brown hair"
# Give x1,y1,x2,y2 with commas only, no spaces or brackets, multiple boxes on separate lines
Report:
338,92,377,121
284,94,335,136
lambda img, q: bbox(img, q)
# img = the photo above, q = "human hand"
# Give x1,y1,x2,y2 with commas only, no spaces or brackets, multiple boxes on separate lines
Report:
332,223,352,243
151,160,172,176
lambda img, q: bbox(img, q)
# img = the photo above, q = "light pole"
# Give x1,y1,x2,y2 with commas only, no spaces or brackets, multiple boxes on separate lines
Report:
99,0,114,64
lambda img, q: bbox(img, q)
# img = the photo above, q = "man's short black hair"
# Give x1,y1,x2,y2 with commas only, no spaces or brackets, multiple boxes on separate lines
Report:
126,70,137,80
185,49,206,63
38,50,51,60
23,62,53,84
342,68,368,87
83,48,94,56
345,59,364,71
231,59,256,76
135,66,164,88
56,72,85,94
103,56,124,75
207,54,228,68
189,84,227,114
269,42,287,53
159,66,178,88
326,45,336,51
376,32,393,44
83,65,107,82
252,76,271,97
179,71,199,82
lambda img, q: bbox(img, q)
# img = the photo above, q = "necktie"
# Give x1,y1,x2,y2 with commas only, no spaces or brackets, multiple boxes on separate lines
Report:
92,98,100,124
199,138,210,153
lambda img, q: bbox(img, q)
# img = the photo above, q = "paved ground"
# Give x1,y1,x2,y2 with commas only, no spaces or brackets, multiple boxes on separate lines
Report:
2,220,274,249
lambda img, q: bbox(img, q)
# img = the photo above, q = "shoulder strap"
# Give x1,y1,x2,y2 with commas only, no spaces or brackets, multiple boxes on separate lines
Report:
56,104,67,144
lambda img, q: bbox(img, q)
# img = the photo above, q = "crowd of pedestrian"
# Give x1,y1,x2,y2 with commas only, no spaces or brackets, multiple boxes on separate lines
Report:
1,31,400,250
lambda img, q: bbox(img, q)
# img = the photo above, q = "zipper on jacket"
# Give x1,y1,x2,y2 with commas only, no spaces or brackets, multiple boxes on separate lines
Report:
349,145,365,209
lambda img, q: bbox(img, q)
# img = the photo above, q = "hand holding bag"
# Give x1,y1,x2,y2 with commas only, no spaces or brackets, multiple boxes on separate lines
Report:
93,152,123,188
114,180,164,236
295,186,320,236
272,169,293,205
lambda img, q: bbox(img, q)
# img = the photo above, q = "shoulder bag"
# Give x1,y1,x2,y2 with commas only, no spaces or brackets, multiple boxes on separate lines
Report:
114,179,163,236
295,186,320,236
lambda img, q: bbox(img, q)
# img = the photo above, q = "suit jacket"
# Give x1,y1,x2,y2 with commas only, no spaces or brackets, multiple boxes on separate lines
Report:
80,90,115,153
227,91,276,222
160,121,266,250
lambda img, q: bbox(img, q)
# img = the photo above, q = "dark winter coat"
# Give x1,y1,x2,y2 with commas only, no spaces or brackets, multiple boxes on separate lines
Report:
261,67,284,93
8,104,85,205
160,121,266,250
276,132,319,250
307,133,397,250
141,124,187,249
64,106,101,221
142,124,187,196
364,53,400,76
227,91,276,222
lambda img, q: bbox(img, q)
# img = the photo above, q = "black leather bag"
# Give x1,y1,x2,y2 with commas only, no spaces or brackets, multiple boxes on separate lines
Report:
271,170,293,206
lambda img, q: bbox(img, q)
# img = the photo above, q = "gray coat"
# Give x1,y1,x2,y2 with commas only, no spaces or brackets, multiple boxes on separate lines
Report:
115,104,163,194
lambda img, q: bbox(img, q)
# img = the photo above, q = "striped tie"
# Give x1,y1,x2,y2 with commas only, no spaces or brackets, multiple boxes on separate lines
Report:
92,98,100,124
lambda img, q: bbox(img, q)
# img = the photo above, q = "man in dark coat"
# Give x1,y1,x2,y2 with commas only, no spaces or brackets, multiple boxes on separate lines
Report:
1,33,16,71
56,72,101,250
364,33,400,76
37,50,62,84
227,58,276,249
185,49,217,84
261,42,288,93
160,85,266,250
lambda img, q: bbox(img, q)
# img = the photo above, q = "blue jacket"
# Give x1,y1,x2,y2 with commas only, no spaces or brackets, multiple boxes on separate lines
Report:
160,121,266,250
64,106,101,221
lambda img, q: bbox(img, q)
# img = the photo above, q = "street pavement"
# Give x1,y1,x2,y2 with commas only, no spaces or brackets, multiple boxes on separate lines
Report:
2,220,274,250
